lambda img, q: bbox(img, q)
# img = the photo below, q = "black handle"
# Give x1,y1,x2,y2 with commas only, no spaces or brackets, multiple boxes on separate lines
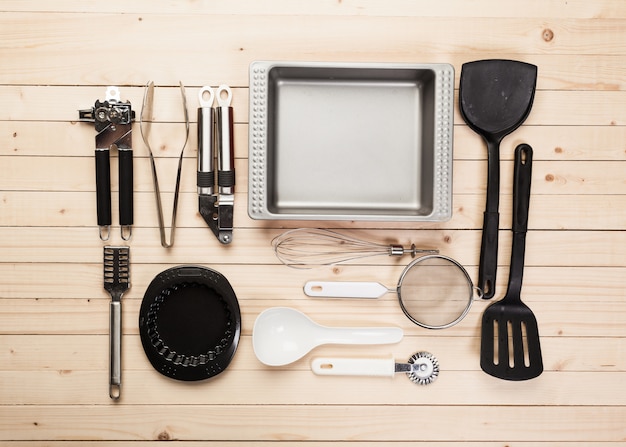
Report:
478,138,502,299
95,149,112,228
512,144,532,234
216,106,235,191
478,211,499,299
118,148,134,228
506,143,533,298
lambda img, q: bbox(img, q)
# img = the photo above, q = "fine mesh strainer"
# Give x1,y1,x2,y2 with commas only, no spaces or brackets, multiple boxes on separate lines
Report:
305,255,481,330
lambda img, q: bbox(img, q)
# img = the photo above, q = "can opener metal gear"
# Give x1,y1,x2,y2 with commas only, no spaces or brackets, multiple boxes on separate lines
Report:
197,85,235,244
79,86,135,241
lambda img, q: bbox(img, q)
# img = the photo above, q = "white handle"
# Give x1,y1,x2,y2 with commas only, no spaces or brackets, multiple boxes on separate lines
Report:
311,357,395,377
316,326,403,345
304,281,389,299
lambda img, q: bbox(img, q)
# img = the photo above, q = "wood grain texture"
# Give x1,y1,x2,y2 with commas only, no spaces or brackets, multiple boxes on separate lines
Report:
1,1,625,445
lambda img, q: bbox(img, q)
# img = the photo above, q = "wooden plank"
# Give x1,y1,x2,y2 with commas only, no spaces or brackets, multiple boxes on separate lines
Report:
1,190,625,230
2,85,626,124
2,368,626,406
3,334,625,373
2,443,619,447
3,121,626,161
2,156,625,197
2,0,626,18
1,296,625,338
1,405,625,441
1,262,624,302
1,15,626,89
1,227,625,267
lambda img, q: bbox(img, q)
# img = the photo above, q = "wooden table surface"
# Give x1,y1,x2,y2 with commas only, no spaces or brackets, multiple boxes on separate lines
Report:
1,1,626,445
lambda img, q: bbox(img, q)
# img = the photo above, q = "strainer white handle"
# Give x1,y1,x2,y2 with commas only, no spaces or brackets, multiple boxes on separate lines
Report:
304,281,389,299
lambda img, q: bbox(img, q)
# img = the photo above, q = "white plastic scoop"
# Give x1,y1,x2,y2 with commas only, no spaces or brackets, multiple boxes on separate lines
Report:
252,307,403,366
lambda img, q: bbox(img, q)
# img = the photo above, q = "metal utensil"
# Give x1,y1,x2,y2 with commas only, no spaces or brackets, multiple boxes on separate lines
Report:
197,85,235,244
480,144,543,380
305,255,481,330
140,81,189,248
78,86,135,241
252,307,403,366
311,351,439,385
460,59,537,299
103,246,130,399
272,228,438,268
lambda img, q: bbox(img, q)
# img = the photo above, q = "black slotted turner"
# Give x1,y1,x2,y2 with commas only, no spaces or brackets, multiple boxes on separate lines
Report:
480,144,543,380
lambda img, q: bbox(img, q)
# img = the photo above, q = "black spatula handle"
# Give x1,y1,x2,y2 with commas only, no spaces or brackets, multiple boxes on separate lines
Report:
478,139,501,299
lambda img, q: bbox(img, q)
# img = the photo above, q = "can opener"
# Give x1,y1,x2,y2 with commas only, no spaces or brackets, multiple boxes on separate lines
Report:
79,86,135,241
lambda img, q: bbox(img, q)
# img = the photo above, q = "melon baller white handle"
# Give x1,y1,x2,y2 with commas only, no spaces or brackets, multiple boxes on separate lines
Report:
304,281,390,299
311,357,395,377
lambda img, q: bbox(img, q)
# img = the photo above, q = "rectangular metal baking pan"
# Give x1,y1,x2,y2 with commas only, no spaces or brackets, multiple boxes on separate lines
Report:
248,61,454,221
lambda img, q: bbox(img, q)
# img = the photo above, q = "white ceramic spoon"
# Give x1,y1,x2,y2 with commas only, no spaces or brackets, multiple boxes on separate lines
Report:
252,307,403,366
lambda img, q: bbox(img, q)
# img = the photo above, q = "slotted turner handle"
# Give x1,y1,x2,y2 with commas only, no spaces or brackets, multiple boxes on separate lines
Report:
507,143,533,300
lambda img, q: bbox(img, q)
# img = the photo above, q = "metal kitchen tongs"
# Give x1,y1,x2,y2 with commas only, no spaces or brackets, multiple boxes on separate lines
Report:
140,81,190,248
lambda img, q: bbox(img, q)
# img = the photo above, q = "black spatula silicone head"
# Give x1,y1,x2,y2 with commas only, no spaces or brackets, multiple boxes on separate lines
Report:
480,144,543,380
460,60,537,141
459,59,537,300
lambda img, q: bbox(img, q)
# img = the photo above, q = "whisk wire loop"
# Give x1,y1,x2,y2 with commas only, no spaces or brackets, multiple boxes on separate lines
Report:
272,228,438,268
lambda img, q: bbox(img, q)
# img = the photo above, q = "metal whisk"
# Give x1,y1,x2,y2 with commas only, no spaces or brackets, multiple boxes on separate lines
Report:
272,228,438,268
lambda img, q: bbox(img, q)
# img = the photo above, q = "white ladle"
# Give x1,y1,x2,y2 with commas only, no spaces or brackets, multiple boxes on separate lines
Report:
252,307,404,366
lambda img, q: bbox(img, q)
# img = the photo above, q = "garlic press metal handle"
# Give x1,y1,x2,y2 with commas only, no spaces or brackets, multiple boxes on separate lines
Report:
197,85,235,245
216,85,235,244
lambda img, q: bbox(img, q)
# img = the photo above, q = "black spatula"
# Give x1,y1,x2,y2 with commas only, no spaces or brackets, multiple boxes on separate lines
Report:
459,59,537,299
480,144,543,381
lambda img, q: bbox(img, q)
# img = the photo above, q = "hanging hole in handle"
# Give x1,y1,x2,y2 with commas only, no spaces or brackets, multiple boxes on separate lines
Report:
109,384,121,400
518,144,532,165
99,226,111,241
482,279,492,299
319,362,334,370
217,85,232,107
121,225,132,241
198,86,215,108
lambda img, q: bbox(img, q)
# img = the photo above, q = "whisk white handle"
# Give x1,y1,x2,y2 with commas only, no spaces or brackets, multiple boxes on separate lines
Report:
304,281,388,299
311,357,395,377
